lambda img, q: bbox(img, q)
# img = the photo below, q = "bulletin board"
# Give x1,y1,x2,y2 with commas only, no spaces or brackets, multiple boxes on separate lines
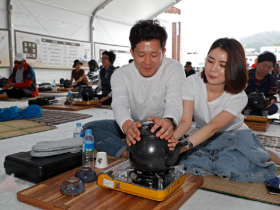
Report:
94,42,132,67
0,29,10,68
15,31,91,69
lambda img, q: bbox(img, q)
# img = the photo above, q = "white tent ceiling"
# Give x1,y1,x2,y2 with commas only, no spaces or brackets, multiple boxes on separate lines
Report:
8,0,180,41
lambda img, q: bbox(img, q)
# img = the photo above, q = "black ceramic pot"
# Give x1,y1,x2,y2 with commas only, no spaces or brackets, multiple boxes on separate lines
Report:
129,123,188,174
247,90,271,111
80,85,94,101
60,78,65,85
63,79,70,88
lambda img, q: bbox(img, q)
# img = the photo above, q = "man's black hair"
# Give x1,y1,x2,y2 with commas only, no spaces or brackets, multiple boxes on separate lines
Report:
129,59,134,63
129,19,167,51
258,51,276,67
186,61,192,66
102,51,116,64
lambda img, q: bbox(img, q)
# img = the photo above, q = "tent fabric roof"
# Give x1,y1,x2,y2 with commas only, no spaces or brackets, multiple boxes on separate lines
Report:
9,0,180,41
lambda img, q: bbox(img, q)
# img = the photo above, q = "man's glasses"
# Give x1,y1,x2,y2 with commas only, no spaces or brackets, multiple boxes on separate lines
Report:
14,61,22,65
101,57,109,60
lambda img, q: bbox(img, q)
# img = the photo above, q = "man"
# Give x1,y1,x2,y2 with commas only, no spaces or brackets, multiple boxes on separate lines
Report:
128,59,134,63
83,20,185,158
271,62,280,80
245,51,278,115
184,61,196,77
3,53,38,98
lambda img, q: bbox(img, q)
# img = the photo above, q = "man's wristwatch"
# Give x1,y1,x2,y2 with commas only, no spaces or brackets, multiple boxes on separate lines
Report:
186,138,193,150
164,117,177,129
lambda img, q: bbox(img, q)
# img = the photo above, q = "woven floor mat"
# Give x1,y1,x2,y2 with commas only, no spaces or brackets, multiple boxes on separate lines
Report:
0,120,56,140
24,109,92,125
186,128,280,205
201,169,280,206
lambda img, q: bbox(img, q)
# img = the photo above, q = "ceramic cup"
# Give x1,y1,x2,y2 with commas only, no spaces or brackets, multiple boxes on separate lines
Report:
60,177,85,196
95,152,108,168
75,167,97,183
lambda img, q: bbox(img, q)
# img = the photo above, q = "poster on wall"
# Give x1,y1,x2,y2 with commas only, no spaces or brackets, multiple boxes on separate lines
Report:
94,43,132,67
0,29,10,68
15,31,91,69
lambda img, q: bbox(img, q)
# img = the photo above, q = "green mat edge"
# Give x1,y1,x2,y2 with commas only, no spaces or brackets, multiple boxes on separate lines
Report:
0,125,57,140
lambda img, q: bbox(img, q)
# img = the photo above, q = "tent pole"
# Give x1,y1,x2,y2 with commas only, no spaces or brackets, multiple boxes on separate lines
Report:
90,0,113,60
7,0,14,73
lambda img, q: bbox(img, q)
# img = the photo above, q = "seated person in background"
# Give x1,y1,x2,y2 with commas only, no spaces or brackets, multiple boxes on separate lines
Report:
70,60,88,92
3,53,38,98
251,58,257,69
271,62,280,80
245,51,278,115
184,61,196,77
169,38,279,182
128,59,134,63
83,19,185,158
93,51,116,105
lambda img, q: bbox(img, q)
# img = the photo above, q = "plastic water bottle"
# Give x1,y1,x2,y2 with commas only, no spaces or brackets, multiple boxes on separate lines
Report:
73,123,84,137
83,129,94,168
68,89,73,101
52,80,56,91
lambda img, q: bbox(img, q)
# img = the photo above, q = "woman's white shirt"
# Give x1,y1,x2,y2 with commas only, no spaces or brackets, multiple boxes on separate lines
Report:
182,74,248,132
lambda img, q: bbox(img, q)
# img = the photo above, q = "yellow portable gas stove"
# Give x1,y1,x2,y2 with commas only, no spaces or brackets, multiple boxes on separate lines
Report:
71,99,99,106
244,109,268,122
97,160,185,201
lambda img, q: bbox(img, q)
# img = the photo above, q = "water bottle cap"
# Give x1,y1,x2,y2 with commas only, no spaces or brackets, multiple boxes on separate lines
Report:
85,129,92,134
76,123,81,126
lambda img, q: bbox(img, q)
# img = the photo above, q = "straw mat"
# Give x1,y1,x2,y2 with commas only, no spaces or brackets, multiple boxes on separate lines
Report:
0,120,56,139
24,110,92,125
201,169,280,206
187,128,280,205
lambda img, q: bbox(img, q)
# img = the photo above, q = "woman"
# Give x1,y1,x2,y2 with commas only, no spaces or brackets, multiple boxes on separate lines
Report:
70,60,88,92
168,38,279,183
94,51,116,105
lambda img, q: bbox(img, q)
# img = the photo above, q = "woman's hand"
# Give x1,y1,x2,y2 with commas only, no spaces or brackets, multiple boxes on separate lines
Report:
167,137,179,151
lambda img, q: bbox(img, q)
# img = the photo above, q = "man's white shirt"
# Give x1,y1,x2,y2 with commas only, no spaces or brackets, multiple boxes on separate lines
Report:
111,57,185,133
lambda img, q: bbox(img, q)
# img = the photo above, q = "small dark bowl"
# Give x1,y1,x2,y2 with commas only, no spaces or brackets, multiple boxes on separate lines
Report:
75,167,97,183
60,177,85,196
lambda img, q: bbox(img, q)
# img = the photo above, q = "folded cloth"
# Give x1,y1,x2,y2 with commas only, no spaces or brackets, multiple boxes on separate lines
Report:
30,147,81,157
0,105,41,122
32,137,84,152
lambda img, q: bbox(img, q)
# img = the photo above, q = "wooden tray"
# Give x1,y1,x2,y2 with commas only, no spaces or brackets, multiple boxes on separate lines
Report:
57,88,74,92
41,103,103,111
244,119,271,132
0,94,7,98
17,158,203,210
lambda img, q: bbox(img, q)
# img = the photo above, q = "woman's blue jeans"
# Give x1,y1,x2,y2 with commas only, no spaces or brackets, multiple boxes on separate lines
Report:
82,120,127,158
176,129,277,182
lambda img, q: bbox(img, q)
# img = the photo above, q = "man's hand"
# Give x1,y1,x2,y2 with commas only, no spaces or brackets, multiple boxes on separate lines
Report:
99,95,110,103
266,98,276,108
148,116,174,140
122,120,142,146
3,82,13,89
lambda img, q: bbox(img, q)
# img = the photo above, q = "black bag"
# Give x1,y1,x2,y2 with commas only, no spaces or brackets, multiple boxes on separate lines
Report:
28,96,58,106
38,83,52,92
